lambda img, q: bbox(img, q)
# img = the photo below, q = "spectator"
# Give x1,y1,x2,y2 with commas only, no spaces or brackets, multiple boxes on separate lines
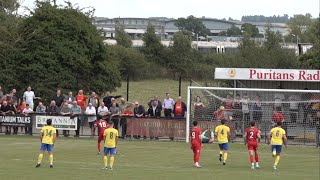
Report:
103,91,121,109
274,90,285,110
12,101,19,134
0,86,3,99
65,91,75,108
252,95,263,127
52,89,64,108
147,100,162,118
241,93,250,128
76,90,87,111
194,96,205,121
173,96,187,118
60,102,72,137
214,106,225,120
163,93,175,118
232,94,242,120
23,86,40,110
7,88,20,106
88,92,99,110
19,101,27,134
272,107,286,131
148,96,162,110
122,106,134,116
223,94,233,120
22,103,33,115
288,93,301,124
47,101,60,115
36,102,46,113
0,101,14,134
108,98,119,109
311,94,320,126
85,102,97,137
109,102,120,130
70,101,82,137
97,102,109,117
119,97,131,139
134,101,145,118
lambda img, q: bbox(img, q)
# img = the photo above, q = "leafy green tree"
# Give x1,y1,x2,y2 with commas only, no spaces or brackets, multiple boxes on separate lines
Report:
264,25,282,50
287,14,313,43
142,23,165,64
168,31,194,76
17,2,120,99
241,23,260,37
115,23,132,48
226,25,242,36
175,15,210,38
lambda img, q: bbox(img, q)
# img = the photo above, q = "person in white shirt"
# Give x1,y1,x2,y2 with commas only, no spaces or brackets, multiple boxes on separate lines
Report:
23,86,40,110
240,94,251,128
85,103,97,136
274,93,285,110
97,102,109,117
289,93,301,124
22,104,34,115
163,93,175,118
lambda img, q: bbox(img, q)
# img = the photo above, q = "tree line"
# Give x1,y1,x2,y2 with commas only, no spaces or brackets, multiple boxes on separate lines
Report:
0,1,318,101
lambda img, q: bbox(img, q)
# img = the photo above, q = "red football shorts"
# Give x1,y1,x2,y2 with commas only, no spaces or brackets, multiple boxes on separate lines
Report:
98,134,104,143
192,143,201,154
247,142,258,151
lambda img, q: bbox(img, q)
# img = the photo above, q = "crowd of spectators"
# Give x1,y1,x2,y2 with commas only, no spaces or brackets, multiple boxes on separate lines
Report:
0,86,188,137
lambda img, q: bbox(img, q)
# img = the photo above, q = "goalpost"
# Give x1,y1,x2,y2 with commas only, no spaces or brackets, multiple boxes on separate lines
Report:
186,86,320,145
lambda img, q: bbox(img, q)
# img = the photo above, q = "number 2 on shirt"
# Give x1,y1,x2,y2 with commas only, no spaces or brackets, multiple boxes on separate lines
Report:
249,131,254,139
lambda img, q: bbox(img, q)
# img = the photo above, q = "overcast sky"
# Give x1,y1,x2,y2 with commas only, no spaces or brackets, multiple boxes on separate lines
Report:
21,0,319,20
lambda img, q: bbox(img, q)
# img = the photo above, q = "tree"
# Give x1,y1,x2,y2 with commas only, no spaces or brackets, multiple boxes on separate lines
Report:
226,25,242,36
264,25,282,50
175,15,210,38
168,31,194,76
241,23,260,37
17,2,121,99
0,0,24,90
287,14,313,42
142,23,165,64
299,18,320,69
115,23,132,48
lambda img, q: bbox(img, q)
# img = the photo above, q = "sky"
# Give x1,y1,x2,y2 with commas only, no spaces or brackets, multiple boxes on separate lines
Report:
21,0,319,20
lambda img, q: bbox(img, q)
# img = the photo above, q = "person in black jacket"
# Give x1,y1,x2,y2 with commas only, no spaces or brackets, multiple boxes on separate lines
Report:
102,91,121,109
147,100,162,118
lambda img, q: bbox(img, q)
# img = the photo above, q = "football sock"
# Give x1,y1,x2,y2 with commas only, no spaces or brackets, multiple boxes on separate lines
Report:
110,156,115,168
255,152,259,162
223,153,228,162
249,154,254,163
49,155,53,165
37,154,43,164
98,143,101,152
104,156,108,167
193,153,197,163
195,153,200,163
274,155,280,166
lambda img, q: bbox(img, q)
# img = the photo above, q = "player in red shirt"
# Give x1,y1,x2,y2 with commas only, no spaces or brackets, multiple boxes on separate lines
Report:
190,120,202,168
244,121,261,169
94,116,108,154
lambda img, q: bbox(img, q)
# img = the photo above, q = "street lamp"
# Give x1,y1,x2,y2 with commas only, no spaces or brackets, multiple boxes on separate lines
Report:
291,34,299,45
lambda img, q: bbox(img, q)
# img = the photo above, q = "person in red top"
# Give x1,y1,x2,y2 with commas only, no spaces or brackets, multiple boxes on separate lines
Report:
214,106,225,120
75,90,87,110
190,120,202,168
173,96,187,118
94,116,108,154
272,107,285,125
244,121,261,169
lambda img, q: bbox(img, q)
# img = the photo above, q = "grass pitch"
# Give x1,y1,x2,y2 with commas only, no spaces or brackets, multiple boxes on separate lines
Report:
0,136,319,180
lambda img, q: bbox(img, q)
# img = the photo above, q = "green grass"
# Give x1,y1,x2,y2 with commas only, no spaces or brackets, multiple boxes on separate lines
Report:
0,136,319,180
113,79,191,106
